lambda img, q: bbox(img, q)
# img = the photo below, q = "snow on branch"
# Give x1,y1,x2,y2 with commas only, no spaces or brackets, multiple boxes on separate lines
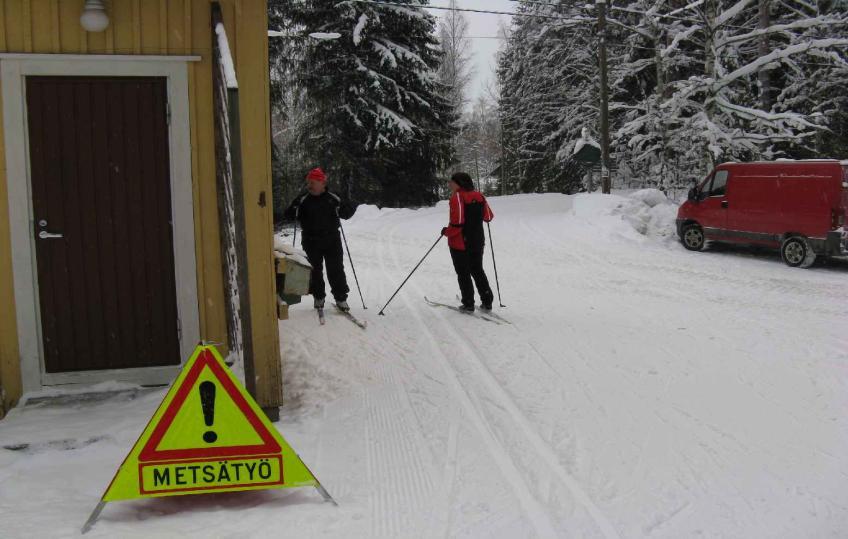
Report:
666,0,705,17
716,17,848,51
715,0,756,28
375,104,416,133
353,13,368,45
606,17,655,40
712,94,821,130
712,38,848,92
371,40,398,68
662,25,702,58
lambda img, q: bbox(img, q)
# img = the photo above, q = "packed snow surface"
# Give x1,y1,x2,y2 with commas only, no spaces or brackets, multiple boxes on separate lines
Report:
2,192,847,538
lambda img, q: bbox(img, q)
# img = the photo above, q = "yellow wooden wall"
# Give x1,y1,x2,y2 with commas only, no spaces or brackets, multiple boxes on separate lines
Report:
0,0,281,416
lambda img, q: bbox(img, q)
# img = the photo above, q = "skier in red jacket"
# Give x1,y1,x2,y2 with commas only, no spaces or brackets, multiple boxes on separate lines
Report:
441,172,495,312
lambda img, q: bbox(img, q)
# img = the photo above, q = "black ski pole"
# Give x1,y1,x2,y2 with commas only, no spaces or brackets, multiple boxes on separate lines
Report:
292,220,298,247
378,234,444,315
339,222,367,309
487,222,505,307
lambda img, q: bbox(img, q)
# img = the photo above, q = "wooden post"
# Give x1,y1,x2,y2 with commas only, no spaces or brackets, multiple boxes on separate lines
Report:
211,3,266,415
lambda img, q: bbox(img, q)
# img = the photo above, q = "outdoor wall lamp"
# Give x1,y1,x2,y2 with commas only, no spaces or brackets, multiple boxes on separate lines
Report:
80,0,110,33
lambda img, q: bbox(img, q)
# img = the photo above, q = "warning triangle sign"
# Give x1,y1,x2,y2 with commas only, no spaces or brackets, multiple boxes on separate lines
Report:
138,348,280,461
99,345,323,502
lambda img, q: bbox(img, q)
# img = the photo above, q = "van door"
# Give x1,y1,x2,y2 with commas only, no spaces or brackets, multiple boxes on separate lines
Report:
696,170,729,238
725,170,773,235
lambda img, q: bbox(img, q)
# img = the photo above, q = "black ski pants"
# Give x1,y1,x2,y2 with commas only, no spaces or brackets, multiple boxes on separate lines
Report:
450,247,493,308
303,232,349,302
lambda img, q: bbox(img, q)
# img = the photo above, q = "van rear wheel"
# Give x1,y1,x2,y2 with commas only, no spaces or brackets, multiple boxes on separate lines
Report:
682,224,705,251
781,236,817,268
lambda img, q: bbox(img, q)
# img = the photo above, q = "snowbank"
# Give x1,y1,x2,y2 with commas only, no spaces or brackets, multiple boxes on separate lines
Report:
347,203,385,222
609,189,679,242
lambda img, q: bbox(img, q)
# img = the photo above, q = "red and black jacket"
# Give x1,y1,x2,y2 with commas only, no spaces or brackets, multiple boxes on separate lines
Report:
444,190,494,251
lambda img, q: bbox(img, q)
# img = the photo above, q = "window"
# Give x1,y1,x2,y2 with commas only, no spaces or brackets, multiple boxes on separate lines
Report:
708,170,728,197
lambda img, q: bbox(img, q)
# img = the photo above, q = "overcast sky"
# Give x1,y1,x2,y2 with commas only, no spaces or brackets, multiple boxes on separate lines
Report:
428,0,516,106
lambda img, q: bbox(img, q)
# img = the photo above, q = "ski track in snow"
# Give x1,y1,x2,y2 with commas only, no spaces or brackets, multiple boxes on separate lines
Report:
1,193,847,538
382,218,620,538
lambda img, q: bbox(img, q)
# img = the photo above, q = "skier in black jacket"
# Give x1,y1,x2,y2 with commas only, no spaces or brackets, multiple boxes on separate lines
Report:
284,167,357,311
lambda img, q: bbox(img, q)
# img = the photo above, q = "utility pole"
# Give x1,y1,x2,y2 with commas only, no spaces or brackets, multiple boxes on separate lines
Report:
596,0,612,194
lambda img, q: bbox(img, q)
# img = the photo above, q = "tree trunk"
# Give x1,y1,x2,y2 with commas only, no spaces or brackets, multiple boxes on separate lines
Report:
758,0,772,111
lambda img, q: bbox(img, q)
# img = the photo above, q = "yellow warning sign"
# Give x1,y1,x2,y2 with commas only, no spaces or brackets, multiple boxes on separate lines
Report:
99,345,321,501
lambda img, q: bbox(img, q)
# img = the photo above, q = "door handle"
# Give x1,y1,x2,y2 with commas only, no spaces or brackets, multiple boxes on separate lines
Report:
721,200,729,209
38,230,63,239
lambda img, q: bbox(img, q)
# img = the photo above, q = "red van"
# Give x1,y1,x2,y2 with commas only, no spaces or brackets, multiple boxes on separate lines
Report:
676,160,848,267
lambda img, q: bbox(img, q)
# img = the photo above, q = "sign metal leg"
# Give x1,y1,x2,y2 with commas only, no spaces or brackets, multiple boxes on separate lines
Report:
81,500,107,534
314,482,338,506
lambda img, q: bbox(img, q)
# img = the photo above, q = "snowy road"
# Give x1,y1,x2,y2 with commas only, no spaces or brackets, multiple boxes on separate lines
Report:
2,193,847,538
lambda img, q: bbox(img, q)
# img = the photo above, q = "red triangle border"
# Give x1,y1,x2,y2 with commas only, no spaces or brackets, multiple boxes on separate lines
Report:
138,349,281,462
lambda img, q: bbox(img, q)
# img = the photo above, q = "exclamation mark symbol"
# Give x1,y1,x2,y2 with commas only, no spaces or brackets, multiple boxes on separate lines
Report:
199,381,218,443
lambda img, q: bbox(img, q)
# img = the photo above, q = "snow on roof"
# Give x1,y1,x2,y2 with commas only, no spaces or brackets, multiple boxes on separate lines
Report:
215,22,238,89
572,136,600,156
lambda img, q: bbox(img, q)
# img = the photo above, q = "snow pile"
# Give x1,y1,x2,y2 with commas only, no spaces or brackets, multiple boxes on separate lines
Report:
347,203,385,222
565,190,678,245
609,189,679,242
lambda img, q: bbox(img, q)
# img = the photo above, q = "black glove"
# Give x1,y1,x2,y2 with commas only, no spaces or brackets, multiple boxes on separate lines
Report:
441,227,448,236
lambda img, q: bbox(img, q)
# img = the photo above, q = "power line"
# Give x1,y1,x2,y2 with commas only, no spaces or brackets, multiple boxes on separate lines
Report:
500,0,762,31
353,0,765,33
350,0,588,22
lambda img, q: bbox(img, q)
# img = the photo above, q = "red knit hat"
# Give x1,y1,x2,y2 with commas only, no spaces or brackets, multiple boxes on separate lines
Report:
306,167,327,182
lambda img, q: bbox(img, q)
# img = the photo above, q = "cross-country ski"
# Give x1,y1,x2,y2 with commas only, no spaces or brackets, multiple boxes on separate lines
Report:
334,304,367,330
424,296,504,325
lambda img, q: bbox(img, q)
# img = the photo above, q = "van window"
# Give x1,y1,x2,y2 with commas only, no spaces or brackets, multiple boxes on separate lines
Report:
707,170,728,196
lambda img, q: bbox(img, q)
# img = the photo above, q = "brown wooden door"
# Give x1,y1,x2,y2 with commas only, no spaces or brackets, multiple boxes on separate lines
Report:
26,76,181,373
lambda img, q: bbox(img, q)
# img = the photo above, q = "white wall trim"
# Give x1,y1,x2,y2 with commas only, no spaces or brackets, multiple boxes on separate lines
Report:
1,57,200,392
0,54,201,62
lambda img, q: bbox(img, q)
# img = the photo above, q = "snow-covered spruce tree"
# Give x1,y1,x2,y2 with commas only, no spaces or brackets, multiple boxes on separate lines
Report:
269,1,313,221
281,0,456,207
498,1,605,194
764,0,848,160
610,0,848,188
605,0,690,191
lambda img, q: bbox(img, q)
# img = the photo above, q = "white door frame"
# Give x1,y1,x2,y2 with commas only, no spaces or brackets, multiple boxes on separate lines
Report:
1,54,201,392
